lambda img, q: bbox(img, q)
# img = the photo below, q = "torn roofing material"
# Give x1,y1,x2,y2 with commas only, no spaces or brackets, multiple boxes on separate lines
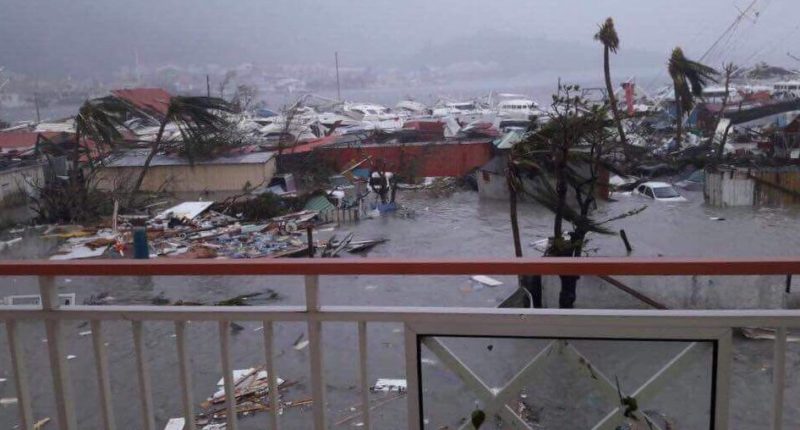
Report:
104,149,275,167
154,201,214,221
111,88,172,119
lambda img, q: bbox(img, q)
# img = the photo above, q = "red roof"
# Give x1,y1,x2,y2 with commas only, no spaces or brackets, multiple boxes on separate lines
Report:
0,131,68,152
111,88,172,118
286,135,337,154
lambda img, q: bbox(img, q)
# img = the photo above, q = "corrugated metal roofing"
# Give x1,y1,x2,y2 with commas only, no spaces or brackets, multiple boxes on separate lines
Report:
105,149,275,167
303,195,335,213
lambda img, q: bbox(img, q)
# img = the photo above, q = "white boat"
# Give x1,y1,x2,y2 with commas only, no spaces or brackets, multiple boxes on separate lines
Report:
395,100,430,117
494,94,544,120
702,86,739,103
431,100,491,124
342,102,404,131
772,81,800,99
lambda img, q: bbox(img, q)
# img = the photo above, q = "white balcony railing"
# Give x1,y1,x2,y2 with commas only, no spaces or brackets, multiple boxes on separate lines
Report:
0,257,798,430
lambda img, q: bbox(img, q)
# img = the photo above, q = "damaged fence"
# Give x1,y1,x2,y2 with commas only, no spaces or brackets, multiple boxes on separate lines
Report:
0,258,799,429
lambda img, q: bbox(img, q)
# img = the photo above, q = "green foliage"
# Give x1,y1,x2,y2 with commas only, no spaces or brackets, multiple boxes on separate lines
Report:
511,83,616,242
30,178,115,223
166,96,236,162
668,47,718,115
31,97,132,223
213,192,302,222
594,17,620,53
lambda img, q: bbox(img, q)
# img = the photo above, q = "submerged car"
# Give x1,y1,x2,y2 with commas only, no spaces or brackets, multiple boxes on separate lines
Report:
632,181,687,202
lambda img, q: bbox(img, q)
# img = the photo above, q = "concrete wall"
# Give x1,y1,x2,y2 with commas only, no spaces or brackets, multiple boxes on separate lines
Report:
96,159,276,195
705,168,755,207
477,171,510,199
319,140,493,178
0,164,43,207
706,167,800,207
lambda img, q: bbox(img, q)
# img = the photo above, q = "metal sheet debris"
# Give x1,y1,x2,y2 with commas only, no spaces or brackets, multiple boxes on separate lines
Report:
471,275,503,287
370,378,407,392
154,201,214,221
164,418,185,430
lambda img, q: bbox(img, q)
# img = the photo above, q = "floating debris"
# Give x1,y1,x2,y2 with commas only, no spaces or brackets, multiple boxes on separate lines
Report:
370,378,406,392
0,237,22,252
471,275,503,288
293,340,310,351
741,327,800,342
33,417,51,430
163,417,185,430
197,365,309,427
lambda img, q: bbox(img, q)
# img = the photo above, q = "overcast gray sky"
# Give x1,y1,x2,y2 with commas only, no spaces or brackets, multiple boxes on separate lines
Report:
1,0,797,78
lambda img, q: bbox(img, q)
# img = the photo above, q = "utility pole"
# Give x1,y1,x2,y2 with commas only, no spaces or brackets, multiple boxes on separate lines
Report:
34,78,41,123
206,75,211,97
335,51,341,101
700,0,759,62
34,93,40,123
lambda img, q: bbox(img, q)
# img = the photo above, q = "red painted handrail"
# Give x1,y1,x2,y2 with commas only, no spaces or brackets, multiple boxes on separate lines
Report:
0,257,797,277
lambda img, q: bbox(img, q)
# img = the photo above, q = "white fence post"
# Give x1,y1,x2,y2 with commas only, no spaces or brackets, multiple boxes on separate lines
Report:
175,321,197,430
132,321,156,430
263,321,280,430
306,274,327,430
219,320,239,430
91,320,116,430
357,321,371,430
6,320,33,429
772,327,787,430
40,275,77,430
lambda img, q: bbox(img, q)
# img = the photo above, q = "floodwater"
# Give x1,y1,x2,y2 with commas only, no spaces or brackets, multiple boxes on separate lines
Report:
0,188,799,428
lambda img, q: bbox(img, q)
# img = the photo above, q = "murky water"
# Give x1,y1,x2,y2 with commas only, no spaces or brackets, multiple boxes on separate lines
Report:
0,188,799,429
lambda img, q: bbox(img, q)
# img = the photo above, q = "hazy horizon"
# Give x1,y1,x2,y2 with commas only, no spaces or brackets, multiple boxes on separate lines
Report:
1,0,798,80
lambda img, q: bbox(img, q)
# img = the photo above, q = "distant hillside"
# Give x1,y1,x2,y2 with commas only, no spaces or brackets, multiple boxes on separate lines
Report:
734,62,799,80
406,31,664,76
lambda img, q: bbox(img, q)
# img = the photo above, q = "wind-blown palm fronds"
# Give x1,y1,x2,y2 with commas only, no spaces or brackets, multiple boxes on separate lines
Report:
594,17,628,155
130,96,234,197
668,47,718,145
71,96,132,173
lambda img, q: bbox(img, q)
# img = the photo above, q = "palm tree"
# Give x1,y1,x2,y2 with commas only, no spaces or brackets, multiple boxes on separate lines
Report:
668,47,717,146
594,18,627,153
129,96,233,198
70,97,132,187
509,84,617,308
30,96,132,222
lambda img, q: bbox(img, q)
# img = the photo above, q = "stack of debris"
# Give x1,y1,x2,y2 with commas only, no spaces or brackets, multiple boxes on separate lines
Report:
195,366,311,427
46,200,388,260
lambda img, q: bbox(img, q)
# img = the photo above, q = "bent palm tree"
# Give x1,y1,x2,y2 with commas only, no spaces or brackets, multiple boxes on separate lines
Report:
31,96,132,222
594,18,627,154
129,96,233,198
71,96,132,182
668,47,717,146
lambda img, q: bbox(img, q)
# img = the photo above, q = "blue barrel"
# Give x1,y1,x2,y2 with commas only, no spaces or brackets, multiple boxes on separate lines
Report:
133,227,149,259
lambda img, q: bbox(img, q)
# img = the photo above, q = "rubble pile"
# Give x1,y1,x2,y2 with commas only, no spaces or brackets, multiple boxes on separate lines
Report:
195,366,311,428
44,200,388,261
